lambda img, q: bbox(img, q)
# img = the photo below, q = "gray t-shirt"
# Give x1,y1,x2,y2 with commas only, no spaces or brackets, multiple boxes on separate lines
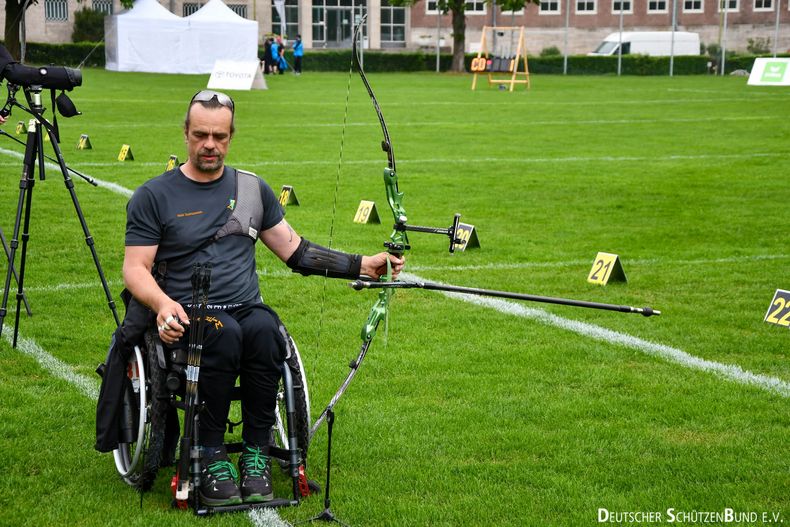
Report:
125,166,283,307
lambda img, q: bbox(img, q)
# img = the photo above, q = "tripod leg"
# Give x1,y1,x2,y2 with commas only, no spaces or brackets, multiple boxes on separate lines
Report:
43,125,120,326
0,122,37,343
0,228,31,316
298,409,350,526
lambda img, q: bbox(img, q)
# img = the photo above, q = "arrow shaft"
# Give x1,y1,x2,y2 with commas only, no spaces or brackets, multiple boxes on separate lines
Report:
351,280,660,317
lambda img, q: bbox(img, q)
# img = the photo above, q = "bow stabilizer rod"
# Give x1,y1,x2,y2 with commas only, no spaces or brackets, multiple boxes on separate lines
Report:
350,279,660,317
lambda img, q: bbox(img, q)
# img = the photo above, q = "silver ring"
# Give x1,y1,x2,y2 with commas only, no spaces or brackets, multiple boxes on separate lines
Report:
165,315,176,325
158,324,167,332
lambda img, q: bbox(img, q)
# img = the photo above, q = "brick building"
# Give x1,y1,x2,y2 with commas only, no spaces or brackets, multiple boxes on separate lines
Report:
2,0,788,55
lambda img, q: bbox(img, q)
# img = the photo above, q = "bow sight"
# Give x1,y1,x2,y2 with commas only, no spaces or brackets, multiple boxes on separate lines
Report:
388,211,463,254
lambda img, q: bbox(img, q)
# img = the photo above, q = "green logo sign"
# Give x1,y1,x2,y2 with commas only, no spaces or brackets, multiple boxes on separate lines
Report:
761,61,788,83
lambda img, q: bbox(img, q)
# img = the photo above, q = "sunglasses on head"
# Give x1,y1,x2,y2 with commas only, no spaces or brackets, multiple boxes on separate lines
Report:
190,90,235,113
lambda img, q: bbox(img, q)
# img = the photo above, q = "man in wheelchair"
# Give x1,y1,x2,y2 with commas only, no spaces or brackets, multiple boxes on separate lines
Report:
116,90,404,506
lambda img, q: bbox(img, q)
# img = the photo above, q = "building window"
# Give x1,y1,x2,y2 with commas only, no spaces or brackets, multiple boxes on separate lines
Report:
228,4,248,17
92,0,113,15
754,0,773,10
381,0,405,42
718,0,739,10
312,4,325,41
647,0,668,12
576,0,596,13
465,0,486,14
44,0,69,20
183,2,201,16
272,0,299,38
540,0,560,14
612,0,632,13
683,0,703,11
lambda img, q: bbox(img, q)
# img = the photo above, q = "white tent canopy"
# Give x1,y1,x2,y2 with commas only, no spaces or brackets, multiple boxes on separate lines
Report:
105,0,259,74
185,0,259,73
105,0,189,73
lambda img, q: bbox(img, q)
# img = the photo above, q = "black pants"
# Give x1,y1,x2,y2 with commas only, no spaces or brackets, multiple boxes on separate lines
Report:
180,304,287,447
294,56,302,73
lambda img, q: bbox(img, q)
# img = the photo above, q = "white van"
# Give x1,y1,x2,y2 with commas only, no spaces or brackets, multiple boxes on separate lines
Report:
589,31,701,57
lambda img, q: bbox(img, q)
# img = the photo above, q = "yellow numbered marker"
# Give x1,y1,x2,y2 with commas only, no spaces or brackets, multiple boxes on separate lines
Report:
764,289,790,327
454,222,480,251
587,252,627,285
77,134,92,150
278,185,300,207
353,200,380,224
165,155,179,171
118,144,134,161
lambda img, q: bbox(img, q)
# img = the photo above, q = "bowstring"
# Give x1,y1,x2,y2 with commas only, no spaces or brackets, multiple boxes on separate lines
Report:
315,49,356,355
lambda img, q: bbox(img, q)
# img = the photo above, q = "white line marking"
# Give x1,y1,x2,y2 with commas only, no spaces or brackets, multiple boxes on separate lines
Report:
400,271,790,398
8,151,783,170
5,253,787,296
409,254,790,272
69,115,776,130
0,147,134,198
248,508,293,527
2,329,100,400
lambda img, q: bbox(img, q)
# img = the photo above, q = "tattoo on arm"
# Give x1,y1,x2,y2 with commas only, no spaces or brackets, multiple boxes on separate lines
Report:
285,222,296,243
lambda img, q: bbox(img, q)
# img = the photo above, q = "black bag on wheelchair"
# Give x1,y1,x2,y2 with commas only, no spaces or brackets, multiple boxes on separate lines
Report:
94,289,152,453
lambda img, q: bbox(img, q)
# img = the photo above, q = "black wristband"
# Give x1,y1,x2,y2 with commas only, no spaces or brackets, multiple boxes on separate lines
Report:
286,238,362,280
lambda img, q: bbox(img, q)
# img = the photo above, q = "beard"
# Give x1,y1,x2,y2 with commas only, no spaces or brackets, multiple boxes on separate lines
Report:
194,149,224,173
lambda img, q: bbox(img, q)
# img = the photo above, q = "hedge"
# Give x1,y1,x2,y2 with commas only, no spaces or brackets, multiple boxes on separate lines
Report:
6,41,787,76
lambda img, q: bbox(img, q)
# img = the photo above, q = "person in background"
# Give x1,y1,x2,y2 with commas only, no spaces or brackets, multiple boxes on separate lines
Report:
276,36,287,74
262,37,273,74
293,35,303,75
270,38,280,74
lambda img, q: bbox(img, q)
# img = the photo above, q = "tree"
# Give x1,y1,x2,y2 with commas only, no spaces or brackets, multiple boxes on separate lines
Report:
389,0,540,72
4,0,35,60
4,0,134,60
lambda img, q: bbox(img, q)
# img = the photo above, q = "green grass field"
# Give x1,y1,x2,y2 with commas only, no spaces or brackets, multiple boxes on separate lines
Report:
0,69,788,526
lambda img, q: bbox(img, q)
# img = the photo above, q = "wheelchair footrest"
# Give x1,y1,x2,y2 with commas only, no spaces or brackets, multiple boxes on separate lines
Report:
196,498,300,515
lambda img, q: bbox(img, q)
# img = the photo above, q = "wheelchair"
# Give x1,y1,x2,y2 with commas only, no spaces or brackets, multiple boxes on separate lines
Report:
111,321,315,514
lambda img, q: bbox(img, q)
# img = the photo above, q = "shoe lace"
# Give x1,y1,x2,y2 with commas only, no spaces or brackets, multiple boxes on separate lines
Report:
241,445,268,478
207,459,238,482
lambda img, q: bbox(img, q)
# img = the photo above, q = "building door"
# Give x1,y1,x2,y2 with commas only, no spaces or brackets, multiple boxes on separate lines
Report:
325,7,354,46
315,0,365,48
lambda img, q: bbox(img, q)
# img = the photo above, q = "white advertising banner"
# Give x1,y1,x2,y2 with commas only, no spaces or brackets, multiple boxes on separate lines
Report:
207,60,268,91
747,58,790,86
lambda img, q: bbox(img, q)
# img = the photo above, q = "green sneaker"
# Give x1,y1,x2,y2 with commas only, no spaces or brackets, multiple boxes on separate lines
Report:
199,446,242,506
239,443,274,503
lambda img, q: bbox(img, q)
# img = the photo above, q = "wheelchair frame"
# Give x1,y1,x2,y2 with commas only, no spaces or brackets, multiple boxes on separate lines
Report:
112,324,314,514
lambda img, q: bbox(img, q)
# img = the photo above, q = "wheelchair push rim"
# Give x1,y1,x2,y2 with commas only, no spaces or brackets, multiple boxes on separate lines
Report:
112,345,148,483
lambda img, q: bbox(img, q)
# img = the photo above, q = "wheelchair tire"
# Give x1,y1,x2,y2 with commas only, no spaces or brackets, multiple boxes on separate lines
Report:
137,330,178,491
273,331,312,470
113,332,174,491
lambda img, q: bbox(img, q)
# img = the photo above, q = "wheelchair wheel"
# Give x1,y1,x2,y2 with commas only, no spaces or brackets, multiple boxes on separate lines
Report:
112,344,149,486
113,332,174,490
273,332,311,468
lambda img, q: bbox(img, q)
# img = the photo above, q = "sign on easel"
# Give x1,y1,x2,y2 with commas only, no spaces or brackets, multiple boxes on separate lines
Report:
587,252,627,285
278,185,300,207
353,200,381,224
471,26,530,92
208,60,268,91
454,222,480,251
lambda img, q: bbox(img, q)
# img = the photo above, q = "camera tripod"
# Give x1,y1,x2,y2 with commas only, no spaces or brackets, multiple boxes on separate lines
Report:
0,84,119,347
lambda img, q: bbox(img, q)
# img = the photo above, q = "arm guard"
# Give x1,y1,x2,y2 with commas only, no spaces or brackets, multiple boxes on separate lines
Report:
286,238,362,280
